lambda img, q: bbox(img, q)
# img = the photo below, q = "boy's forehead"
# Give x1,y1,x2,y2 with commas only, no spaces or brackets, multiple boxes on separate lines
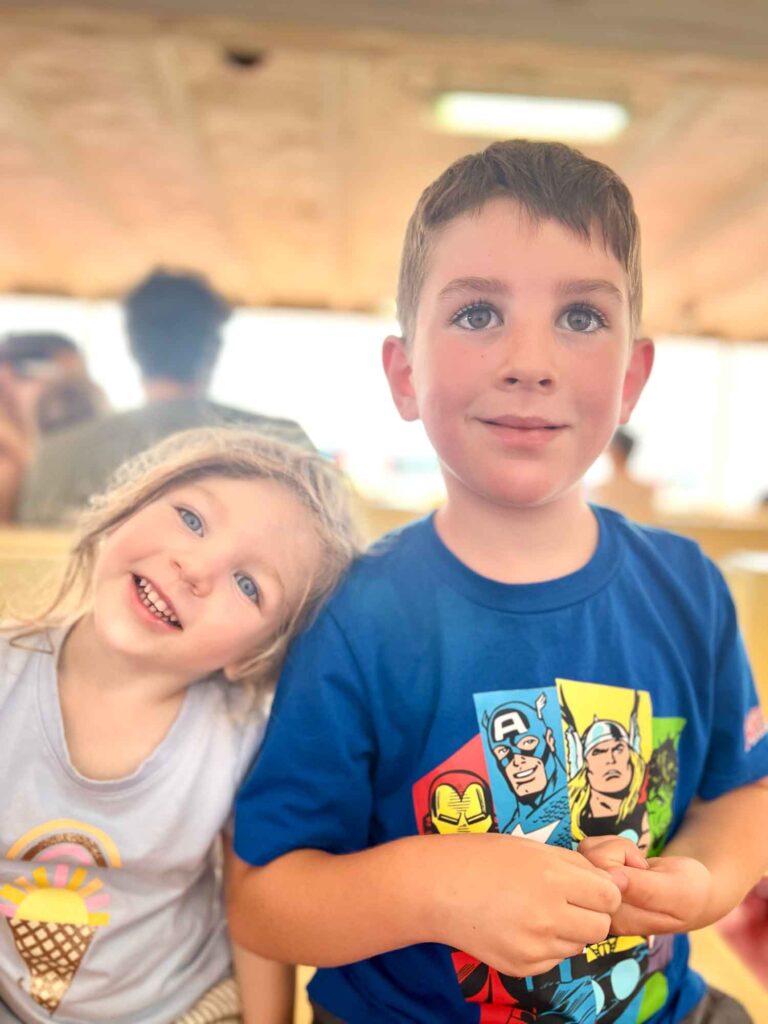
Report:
422,198,628,299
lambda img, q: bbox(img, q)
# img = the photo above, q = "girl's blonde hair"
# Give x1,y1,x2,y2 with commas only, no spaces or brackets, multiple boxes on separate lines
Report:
21,427,363,691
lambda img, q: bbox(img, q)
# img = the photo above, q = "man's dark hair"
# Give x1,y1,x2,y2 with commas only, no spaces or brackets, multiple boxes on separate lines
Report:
0,332,79,365
124,269,231,384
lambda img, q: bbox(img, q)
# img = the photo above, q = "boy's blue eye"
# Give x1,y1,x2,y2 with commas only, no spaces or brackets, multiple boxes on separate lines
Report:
235,572,260,605
452,303,501,331
558,305,607,333
177,507,204,535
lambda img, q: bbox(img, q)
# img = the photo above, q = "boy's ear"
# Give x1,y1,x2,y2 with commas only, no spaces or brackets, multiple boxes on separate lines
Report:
619,337,655,424
382,335,420,422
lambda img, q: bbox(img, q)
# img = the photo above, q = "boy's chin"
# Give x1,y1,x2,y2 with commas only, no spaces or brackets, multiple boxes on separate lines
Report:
445,470,586,515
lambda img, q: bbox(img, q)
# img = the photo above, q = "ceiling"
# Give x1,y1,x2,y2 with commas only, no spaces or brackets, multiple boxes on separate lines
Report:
0,1,766,339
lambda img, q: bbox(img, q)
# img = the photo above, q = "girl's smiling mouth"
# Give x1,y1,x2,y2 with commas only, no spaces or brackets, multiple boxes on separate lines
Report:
132,574,182,628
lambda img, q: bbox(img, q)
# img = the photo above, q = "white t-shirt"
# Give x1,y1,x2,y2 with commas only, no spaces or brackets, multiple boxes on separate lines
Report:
0,630,267,1023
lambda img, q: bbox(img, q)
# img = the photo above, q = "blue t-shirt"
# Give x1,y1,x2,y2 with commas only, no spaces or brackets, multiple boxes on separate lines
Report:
235,508,768,1024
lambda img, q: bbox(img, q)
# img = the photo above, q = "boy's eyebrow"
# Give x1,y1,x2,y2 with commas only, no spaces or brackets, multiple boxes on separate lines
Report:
437,277,625,303
437,276,509,300
556,279,625,302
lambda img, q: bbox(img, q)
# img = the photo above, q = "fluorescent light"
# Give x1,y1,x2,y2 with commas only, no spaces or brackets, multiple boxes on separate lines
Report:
434,92,629,143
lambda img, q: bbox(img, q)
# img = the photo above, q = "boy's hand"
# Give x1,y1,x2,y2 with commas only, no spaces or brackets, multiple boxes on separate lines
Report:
578,835,649,886
432,834,623,978
606,855,712,936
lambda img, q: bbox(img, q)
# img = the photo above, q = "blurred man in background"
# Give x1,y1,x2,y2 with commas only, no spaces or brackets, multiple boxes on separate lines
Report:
18,268,311,526
0,332,106,521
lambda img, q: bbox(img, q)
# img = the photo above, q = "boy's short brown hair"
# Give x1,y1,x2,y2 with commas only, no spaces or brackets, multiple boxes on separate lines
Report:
397,139,642,343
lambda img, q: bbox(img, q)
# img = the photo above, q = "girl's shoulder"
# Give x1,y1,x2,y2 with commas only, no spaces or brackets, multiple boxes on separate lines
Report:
0,624,57,696
193,673,271,766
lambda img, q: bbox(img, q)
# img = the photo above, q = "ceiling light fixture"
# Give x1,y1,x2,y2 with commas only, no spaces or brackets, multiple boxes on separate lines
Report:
434,92,629,143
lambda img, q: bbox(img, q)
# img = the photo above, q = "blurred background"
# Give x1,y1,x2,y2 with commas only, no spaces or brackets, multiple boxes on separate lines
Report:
0,0,766,1011
0,0,765,516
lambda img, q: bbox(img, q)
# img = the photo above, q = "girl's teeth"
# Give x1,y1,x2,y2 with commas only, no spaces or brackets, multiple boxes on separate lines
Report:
135,577,178,625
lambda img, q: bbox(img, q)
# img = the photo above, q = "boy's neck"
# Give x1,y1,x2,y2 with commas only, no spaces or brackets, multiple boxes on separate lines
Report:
434,487,598,585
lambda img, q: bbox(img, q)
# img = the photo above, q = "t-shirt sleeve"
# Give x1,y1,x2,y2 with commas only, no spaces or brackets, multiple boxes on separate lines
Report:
697,561,768,800
234,607,374,865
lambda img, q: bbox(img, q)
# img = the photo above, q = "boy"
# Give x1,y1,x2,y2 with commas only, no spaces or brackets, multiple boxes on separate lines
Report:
229,141,768,1023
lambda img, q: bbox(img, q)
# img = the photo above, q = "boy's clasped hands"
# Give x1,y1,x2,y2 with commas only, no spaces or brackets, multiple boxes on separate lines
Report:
579,835,713,939
429,832,712,980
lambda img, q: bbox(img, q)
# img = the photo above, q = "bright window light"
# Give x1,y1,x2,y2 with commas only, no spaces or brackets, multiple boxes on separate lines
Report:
434,92,629,143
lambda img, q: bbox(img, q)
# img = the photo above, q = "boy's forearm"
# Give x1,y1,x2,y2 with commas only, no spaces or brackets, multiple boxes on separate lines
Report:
663,778,768,926
228,838,439,966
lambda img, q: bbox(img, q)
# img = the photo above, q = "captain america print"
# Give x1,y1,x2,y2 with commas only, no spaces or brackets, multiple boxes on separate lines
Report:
473,689,572,849
412,681,685,1023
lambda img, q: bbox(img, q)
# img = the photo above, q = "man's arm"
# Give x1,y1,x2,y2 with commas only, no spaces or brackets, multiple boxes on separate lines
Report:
228,832,624,980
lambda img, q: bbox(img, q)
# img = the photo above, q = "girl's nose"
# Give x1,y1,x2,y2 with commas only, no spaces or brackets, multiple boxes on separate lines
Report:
171,553,215,597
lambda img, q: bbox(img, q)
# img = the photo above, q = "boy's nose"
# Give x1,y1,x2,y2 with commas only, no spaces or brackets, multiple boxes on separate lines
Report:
497,327,557,390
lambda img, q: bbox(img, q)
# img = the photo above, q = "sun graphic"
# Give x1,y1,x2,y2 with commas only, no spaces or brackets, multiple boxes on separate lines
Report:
0,864,109,926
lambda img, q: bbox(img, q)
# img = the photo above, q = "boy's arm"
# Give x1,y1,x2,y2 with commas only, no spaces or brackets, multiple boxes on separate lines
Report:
228,832,624,980
657,777,768,925
223,838,295,1024
584,778,768,935
597,562,768,936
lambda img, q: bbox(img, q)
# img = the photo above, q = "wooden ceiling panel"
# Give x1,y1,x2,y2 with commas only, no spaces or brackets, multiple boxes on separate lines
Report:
0,4,764,337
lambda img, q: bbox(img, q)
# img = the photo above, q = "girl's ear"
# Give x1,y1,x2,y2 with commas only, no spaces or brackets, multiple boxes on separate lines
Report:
382,335,420,422
619,337,655,424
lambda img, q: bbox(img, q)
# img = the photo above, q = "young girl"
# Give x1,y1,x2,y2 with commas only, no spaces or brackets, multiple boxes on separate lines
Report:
0,427,361,1024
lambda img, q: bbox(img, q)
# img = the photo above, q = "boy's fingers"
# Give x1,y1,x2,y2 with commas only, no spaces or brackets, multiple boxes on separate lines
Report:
611,905,684,936
558,905,612,947
568,872,623,915
578,836,648,871
619,865,684,915
606,867,630,892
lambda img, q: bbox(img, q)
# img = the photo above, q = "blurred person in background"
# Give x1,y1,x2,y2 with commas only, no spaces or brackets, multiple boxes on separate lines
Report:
717,876,768,988
590,426,657,523
18,268,312,526
0,332,107,521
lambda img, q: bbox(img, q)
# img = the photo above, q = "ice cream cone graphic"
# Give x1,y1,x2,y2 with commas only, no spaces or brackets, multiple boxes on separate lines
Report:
2,820,120,1015
7,917,96,1013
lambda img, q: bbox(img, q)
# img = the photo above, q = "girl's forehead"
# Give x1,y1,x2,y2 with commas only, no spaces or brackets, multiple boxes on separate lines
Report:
164,473,293,504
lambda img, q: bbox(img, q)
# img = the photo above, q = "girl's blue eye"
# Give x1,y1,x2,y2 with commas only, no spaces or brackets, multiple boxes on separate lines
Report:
177,507,204,535
235,572,260,605
558,305,607,333
452,302,501,331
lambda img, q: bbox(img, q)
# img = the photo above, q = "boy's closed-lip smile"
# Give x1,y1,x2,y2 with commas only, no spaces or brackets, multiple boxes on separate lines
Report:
479,414,568,448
